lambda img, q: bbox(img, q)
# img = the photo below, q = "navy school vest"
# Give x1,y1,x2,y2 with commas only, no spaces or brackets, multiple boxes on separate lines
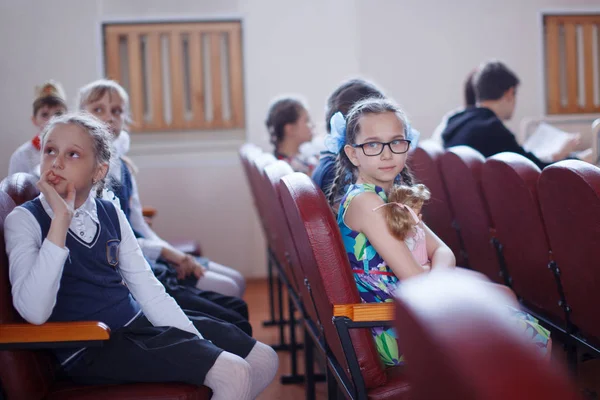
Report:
112,158,134,220
21,197,141,365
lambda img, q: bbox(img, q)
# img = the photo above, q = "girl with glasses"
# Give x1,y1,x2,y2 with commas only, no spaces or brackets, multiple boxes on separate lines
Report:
330,98,550,367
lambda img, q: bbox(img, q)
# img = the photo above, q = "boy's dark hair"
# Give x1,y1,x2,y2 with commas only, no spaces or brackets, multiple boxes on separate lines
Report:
33,97,67,116
473,61,520,102
464,70,477,107
325,79,385,133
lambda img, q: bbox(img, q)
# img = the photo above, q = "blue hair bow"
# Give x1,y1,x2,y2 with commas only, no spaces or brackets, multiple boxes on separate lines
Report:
406,122,420,150
324,112,347,154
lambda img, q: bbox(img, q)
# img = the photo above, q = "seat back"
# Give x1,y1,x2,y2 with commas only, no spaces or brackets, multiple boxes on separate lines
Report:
481,153,565,324
409,141,465,266
0,173,56,400
394,269,580,400
239,144,262,201
260,161,300,294
440,146,503,283
249,153,276,244
538,160,600,340
279,173,387,389
263,162,321,329
239,144,268,231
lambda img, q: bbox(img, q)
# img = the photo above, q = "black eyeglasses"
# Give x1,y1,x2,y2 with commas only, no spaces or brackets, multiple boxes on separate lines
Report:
352,139,411,156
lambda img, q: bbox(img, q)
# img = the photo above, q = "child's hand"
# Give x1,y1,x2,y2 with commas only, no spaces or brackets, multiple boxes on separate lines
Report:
575,148,595,164
37,170,76,221
553,134,581,162
176,254,206,281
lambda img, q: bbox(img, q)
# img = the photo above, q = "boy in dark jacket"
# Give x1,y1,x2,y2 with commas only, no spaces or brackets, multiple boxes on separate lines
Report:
442,61,583,169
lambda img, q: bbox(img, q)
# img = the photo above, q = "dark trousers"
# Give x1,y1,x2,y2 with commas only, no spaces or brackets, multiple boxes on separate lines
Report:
153,261,252,336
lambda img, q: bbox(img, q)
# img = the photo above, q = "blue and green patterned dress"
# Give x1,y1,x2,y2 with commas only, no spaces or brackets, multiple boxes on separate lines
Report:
338,183,551,367
338,184,403,366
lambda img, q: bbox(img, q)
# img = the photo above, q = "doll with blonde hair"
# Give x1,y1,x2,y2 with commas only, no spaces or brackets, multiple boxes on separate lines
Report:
374,184,431,267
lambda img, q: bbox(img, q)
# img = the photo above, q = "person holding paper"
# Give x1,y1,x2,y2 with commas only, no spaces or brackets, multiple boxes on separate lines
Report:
441,60,587,169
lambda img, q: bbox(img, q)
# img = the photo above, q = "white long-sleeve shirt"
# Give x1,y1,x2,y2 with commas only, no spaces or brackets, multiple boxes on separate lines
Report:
4,192,201,339
8,140,40,176
109,138,171,264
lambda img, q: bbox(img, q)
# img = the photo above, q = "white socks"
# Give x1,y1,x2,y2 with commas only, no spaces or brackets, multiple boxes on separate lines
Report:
204,342,278,399
205,351,252,400
245,341,279,399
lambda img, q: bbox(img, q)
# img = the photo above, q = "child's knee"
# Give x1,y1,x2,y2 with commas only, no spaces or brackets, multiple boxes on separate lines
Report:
250,341,279,377
218,277,242,297
197,272,242,297
205,351,252,398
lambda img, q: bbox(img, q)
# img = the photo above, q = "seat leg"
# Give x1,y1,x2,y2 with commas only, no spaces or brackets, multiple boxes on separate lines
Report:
262,250,278,327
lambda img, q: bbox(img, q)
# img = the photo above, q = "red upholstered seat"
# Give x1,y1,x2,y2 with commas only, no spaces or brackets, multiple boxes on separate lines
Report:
409,141,465,266
249,153,277,244
394,269,580,400
538,160,600,344
439,146,504,283
260,161,300,293
0,174,210,400
481,153,565,326
278,172,410,399
263,161,322,324
239,143,263,215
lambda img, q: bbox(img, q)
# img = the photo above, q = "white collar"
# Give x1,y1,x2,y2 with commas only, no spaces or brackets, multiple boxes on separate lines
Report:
39,191,99,224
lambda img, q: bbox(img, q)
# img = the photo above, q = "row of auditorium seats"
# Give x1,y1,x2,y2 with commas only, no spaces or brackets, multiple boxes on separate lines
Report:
0,173,212,399
240,143,581,400
410,141,600,366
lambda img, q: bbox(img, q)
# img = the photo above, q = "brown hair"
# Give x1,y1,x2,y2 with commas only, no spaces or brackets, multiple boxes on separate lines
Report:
382,184,430,240
33,80,67,116
265,97,306,152
325,79,385,133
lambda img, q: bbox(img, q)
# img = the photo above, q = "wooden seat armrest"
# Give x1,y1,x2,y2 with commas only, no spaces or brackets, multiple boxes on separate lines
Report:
142,206,158,218
0,321,110,345
333,302,395,322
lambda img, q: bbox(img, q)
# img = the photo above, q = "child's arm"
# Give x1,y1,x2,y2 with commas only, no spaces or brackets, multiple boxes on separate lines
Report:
127,173,165,243
5,208,69,325
102,188,166,266
423,224,456,269
345,192,424,280
6,175,76,324
113,207,202,338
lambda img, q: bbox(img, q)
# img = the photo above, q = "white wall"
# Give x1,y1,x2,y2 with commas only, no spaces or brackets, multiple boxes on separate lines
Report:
0,0,597,276
357,0,600,138
0,0,359,277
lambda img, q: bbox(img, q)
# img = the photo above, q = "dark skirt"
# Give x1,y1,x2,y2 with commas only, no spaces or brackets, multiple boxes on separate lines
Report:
64,312,256,387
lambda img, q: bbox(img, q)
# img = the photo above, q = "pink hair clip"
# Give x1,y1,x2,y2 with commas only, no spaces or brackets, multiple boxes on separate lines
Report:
372,202,420,224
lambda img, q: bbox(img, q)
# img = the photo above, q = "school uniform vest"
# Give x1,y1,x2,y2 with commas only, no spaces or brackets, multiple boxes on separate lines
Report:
112,158,134,220
111,158,146,240
21,198,141,364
